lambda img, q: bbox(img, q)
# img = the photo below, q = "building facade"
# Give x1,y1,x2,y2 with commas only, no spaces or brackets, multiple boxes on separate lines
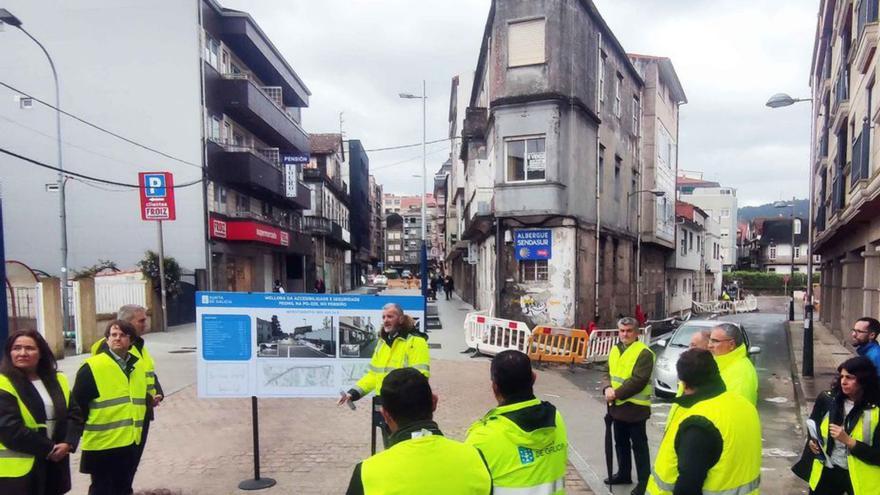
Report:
744,217,811,274
668,202,722,314
810,0,880,341
629,55,687,319
676,174,739,270
304,134,352,293
368,175,384,270
346,140,372,286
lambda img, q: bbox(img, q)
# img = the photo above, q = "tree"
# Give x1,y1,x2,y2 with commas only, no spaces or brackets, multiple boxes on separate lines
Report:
137,250,181,297
72,259,119,280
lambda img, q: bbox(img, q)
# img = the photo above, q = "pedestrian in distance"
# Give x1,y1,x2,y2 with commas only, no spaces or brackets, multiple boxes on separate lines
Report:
707,323,759,406
345,368,492,495
792,356,880,495
338,303,430,448
90,304,162,483
466,350,568,494
0,329,82,495
850,317,880,377
444,274,454,300
272,279,285,293
315,278,326,293
647,348,762,495
74,320,149,495
688,329,711,350
604,317,654,495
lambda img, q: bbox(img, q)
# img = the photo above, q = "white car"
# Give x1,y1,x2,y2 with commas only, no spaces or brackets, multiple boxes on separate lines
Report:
373,275,388,286
652,320,761,397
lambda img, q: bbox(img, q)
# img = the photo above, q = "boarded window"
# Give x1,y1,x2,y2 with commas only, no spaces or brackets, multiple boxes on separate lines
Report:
508,19,545,67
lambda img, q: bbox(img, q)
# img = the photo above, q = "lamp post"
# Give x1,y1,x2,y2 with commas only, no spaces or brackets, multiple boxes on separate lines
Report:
766,91,814,376
399,82,428,308
0,9,71,342
628,189,666,310
774,199,797,321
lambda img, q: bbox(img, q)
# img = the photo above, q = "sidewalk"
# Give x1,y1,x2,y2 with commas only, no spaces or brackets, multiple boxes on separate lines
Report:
61,293,595,494
787,318,855,421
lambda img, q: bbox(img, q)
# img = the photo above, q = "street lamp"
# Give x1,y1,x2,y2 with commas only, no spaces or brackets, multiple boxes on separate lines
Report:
1,9,71,344
774,199,797,322
629,189,666,311
767,91,815,377
399,82,428,309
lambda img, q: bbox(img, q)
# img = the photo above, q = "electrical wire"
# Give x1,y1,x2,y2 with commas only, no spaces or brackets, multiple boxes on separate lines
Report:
361,137,457,152
0,146,202,188
371,145,451,171
0,80,203,170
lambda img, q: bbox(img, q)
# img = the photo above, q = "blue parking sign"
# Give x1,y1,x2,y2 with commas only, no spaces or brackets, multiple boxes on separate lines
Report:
144,174,167,198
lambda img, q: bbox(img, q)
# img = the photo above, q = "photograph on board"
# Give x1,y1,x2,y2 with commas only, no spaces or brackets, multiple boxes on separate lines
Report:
256,314,336,358
338,315,380,358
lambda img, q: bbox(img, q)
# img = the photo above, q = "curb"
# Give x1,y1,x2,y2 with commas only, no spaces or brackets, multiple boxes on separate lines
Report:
568,445,608,495
783,321,809,427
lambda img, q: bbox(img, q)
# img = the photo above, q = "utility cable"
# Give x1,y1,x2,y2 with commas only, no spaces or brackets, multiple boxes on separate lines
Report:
0,146,202,188
361,137,457,152
0,80,203,170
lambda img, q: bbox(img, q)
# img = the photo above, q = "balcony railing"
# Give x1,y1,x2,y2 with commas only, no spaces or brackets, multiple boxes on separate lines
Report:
851,123,871,185
212,139,281,170
858,0,879,40
831,172,846,214
835,66,850,106
222,72,304,129
302,216,332,235
227,209,302,231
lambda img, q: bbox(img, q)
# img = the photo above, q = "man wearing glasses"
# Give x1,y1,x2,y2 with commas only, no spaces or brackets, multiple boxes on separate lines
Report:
707,324,758,406
851,317,880,376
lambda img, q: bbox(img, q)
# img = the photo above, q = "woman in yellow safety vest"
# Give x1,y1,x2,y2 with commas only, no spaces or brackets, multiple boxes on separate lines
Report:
793,356,880,495
0,329,81,495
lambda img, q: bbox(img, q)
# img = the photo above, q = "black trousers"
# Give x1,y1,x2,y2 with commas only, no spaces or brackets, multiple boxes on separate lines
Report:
613,419,650,484
89,466,134,495
133,417,150,473
811,466,853,495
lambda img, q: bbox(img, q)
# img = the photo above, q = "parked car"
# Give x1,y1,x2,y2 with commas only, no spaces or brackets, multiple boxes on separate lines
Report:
373,274,388,286
652,320,761,397
401,269,413,279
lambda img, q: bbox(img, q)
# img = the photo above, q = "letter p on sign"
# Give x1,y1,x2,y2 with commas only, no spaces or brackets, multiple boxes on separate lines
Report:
138,172,176,221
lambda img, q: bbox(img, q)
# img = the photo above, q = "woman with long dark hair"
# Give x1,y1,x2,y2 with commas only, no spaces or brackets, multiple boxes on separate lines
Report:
0,329,82,494
793,356,880,494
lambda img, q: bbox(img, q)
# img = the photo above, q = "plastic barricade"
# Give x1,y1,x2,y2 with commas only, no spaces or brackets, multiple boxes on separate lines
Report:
464,312,531,357
528,326,589,365
464,311,487,349
584,327,654,363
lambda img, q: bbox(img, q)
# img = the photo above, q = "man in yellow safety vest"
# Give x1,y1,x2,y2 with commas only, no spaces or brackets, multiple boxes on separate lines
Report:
74,320,148,495
647,348,761,495
605,316,654,495
345,368,491,494
708,323,758,405
466,350,568,494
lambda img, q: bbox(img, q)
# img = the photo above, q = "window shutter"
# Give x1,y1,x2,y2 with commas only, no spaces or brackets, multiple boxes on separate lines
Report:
508,19,546,67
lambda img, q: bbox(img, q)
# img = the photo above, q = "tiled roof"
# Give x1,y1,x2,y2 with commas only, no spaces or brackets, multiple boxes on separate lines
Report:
309,134,343,154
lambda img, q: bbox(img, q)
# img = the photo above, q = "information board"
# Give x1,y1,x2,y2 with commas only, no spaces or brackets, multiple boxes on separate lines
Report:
514,229,552,260
196,292,425,398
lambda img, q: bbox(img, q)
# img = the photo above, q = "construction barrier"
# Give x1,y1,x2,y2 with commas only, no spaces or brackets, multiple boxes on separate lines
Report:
464,311,531,357
528,326,589,365
692,294,759,316
584,326,655,364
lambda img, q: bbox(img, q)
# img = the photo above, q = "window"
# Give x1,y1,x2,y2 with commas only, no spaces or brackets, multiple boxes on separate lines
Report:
599,51,607,111
208,116,221,141
508,18,545,67
506,137,546,182
720,189,732,195
632,96,640,133
614,73,623,117
794,246,801,258
599,145,605,194
235,193,250,213
204,33,220,69
680,229,687,256
519,260,549,281
19,97,33,110
614,156,622,200
769,245,777,260
689,231,694,250
768,267,776,273
720,208,730,218
793,219,802,235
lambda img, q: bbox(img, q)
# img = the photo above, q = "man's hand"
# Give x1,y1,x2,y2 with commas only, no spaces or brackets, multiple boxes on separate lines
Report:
337,392,352,407
604,387,616,403
829,424,855,448
152,394,164,407
47,443,71,462
808,440,820,454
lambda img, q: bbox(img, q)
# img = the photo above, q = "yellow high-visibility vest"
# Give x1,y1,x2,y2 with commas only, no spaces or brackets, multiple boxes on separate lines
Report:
809,406,880,495
80,352,147,451
361,431,491,494
92,338,158,397
609,341,654,406
714,344,758,406
466,398,567,494
647,391,761,495
354,333,429,398
0,373,70,478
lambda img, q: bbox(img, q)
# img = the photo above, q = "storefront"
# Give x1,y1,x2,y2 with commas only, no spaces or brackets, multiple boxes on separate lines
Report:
209,214,313,293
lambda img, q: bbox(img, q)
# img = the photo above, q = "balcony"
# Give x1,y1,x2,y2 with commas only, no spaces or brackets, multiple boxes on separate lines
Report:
851,124,871,186
302,167,349,202
207,140,310,210
302,216,332,235
816,204,827,233
206,66,309,152
856,0,880,73
833,68,850,126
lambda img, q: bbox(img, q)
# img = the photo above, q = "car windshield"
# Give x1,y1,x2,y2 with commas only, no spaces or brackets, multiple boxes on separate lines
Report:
668,324,712,347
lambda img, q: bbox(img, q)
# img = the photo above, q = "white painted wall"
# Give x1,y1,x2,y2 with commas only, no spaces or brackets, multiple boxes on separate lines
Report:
0,1,205,274
680,187,738,267
515,227,576,327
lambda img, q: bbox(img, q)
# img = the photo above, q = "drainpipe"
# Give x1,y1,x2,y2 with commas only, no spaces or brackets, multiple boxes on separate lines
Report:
495,220,503,319
197,1,213,291
635,91,643,313
594,32,602,324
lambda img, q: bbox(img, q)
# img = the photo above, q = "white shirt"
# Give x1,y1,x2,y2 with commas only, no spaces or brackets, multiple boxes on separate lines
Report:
30,378,56,438
830,399,855,469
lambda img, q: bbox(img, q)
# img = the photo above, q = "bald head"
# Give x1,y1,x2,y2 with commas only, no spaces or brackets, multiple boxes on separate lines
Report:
689,329,711,350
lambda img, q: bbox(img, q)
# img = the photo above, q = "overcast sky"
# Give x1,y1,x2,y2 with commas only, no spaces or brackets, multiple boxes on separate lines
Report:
222,0,816,207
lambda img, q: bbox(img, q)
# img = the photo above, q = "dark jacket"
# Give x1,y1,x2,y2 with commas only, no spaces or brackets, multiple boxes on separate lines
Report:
668,377,728,495
0,370,83,495
606,342,653,422
72,348,141,475
792,388,880,482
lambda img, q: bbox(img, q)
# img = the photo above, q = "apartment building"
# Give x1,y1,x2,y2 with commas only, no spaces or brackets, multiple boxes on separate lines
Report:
346,140,372,287
628,55,687,318
382,193,439,273
668,202,723,314
368,175,384,270
384,213,405,268
304,134,352,293
810,0,880,341
0,0,313,310
432,159,453,270
676,174,739,270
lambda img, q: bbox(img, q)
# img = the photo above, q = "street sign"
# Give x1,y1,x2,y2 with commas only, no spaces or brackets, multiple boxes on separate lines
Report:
514,229,552,260
281,151,310,165
284,163,298,198
138,172,176,221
